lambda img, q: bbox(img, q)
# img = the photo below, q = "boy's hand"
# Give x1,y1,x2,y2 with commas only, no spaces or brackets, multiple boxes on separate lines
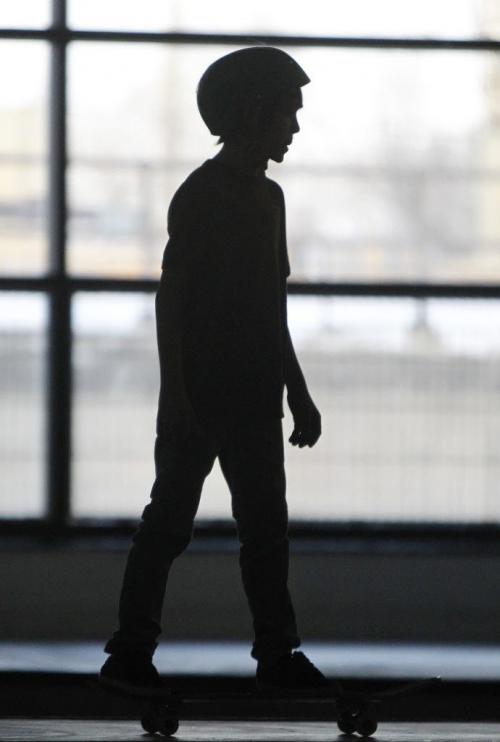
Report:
287,390,321,448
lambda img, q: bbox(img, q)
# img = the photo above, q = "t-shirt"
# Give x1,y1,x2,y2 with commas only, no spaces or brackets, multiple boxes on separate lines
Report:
160,158,290,422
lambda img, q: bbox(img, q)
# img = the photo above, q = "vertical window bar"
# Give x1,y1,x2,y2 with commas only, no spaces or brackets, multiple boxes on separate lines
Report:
46,0,71,528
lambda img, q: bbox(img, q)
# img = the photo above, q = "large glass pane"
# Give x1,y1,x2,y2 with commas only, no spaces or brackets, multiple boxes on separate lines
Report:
71,293,158,518
68,0,498,40
71,292,230,519
71,292,500,524
0,293,47,517
69,43,500,283
68,0,175,32
0,2,50,28
0,41,48,275
285,296,500,522
272,46,500,283
68,43,235,277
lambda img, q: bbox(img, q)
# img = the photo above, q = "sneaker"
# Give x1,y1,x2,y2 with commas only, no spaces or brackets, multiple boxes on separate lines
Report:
99,653,165,698
256,651,329,692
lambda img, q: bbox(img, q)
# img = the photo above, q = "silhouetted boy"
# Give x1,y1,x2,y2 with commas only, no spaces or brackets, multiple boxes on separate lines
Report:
100,46,326,695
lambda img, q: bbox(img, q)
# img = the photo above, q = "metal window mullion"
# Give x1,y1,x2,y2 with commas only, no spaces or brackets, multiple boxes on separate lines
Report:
3,27,500,52
4,276,500,298
46,0,71,529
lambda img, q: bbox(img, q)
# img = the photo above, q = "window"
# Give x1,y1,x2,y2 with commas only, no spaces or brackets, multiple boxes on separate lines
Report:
67,42,224,277
0,41,49,275
0,294,47,517
0,2,50,29
67,0,500,40
2,0,500,535
71,292,157,518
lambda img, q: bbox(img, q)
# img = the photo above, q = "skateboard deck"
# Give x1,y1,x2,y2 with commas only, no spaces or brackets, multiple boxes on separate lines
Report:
98,675,441,738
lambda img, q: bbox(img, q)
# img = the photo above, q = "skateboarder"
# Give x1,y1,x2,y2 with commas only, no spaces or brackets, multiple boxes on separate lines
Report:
100,46,327,696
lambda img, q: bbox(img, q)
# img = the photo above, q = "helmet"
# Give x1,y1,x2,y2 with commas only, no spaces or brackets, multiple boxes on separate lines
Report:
197,46,310,137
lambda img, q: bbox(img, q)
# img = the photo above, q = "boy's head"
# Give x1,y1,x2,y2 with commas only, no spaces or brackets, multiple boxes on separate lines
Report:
197,47,309,163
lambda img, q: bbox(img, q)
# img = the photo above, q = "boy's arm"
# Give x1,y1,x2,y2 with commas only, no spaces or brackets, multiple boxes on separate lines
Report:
155,268,187,397
155,268,199,440
284,324,322,448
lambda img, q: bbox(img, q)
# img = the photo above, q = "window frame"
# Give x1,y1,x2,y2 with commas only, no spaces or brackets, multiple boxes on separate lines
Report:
2,0,500,551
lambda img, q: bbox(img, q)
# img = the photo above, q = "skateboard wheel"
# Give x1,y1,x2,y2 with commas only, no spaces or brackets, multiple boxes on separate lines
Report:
141,711,159,734
337,711,357,735
158,717,179,737
355,716,378,737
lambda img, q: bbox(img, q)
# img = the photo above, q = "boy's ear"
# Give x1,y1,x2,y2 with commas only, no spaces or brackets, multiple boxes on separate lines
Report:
244,97,264,138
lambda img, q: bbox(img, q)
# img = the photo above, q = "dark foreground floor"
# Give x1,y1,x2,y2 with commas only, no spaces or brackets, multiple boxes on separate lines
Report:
2,719,500,741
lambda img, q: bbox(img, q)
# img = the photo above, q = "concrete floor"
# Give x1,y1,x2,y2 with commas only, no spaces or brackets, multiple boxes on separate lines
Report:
2,719,500,741
3,644,500,740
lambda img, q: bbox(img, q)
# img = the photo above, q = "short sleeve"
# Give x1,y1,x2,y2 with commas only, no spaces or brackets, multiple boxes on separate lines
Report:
161,179,208,273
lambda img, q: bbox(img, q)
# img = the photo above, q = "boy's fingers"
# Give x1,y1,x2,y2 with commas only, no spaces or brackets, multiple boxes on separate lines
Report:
290,412,322,447
308,433,320,447
290,427,309,447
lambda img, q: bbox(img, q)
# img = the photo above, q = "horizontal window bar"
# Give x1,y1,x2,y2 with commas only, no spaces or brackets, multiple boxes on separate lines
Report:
287,283,500,298
3,276,500,298
1,28,500,51
0,277,158,292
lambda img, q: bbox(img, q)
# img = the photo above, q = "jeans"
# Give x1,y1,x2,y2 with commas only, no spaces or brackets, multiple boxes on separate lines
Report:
104,416,300,663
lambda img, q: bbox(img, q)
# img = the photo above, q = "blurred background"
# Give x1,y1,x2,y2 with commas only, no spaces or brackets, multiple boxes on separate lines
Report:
3,1,500,651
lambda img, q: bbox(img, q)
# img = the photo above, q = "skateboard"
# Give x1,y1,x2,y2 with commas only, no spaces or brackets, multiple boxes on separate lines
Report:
99,675,441,738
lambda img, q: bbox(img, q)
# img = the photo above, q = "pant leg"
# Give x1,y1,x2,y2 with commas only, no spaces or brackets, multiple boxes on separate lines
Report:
105,424,218,658
218,418,300,663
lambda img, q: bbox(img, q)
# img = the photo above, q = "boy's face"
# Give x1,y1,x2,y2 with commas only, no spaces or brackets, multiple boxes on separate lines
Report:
258,88,303,164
